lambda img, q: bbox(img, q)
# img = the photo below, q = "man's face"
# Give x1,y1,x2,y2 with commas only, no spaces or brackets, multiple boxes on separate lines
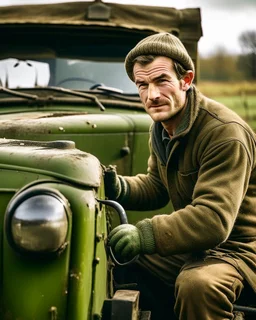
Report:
133,56,189,123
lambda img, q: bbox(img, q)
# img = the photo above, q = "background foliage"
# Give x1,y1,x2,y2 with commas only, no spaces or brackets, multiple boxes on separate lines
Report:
198,30,256,130
199,30,256,82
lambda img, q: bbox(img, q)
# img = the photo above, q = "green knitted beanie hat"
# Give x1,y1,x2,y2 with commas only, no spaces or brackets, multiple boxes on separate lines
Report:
125,32,194,81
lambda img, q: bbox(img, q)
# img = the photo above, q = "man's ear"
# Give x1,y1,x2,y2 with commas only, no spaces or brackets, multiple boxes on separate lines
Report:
181,70,194,91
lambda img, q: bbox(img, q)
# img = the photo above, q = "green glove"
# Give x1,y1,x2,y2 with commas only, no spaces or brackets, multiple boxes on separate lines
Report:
108,219,156,260
103,165,129,201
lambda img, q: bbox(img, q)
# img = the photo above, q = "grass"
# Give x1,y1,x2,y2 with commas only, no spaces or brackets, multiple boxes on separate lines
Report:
197,81,256,130
197,81,256,97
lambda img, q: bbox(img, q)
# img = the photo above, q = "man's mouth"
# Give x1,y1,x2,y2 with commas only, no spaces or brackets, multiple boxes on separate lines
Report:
148,103,165,109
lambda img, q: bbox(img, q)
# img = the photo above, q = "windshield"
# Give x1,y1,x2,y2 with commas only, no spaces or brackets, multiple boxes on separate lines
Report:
0,57,137,94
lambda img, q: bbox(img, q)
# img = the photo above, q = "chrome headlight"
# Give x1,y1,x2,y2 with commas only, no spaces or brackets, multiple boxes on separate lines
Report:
5,187,70,256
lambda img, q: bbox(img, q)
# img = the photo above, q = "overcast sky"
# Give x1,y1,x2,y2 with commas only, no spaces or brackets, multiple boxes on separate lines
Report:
1,0,255,57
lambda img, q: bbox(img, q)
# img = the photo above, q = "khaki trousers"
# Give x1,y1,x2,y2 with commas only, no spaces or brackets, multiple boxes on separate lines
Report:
137,253,244,320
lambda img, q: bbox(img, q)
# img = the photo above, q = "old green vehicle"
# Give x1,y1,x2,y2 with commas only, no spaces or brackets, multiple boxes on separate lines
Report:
0,1,254,319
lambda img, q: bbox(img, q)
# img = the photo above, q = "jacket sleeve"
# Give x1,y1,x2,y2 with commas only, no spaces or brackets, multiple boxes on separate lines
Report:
119,135,170,211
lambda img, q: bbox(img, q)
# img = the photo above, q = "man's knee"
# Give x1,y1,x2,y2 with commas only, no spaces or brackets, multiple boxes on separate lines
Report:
175,265,213,299
175,259,244,302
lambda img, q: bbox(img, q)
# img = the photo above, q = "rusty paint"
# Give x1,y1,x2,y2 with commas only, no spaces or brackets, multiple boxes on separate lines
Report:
70,272,81,280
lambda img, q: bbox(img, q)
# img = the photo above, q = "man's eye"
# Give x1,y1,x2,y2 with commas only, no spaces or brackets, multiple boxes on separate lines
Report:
138,83,147,89
158,79,168,83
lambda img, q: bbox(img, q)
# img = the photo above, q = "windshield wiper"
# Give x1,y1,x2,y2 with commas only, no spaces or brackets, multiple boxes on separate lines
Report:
89,84,140,103
90,84,124,94
49,86,105,111
0,86,39,100
0,86,105,111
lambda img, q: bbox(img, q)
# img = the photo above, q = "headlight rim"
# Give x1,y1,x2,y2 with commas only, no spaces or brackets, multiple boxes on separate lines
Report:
5,186,71,258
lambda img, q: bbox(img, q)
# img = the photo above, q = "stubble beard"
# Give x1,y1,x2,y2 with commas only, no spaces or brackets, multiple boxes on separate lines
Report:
147,100,182,123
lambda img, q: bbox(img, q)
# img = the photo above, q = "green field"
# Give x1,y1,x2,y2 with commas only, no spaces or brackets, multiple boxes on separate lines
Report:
198,81,256,130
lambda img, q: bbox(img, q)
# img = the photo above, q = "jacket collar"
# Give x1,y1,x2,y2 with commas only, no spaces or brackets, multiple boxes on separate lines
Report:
172,85,201,139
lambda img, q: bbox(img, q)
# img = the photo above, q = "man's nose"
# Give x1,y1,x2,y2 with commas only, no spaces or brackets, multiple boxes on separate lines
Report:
148,83,160,101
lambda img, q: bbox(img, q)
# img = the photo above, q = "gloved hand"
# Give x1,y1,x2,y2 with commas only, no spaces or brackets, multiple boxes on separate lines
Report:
108,219,156,260
103,165,122,200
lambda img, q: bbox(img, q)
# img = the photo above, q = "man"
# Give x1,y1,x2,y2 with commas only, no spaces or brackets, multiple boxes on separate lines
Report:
104,32,256,319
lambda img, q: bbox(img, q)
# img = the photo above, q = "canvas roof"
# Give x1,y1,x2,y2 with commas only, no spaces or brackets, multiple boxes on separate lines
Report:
0,1,202,41
0,1,202,79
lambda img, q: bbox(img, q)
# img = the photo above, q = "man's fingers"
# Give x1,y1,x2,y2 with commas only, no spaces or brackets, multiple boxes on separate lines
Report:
109,227,129,246
113,236,130,256
108,224,140,259
121,241,138,258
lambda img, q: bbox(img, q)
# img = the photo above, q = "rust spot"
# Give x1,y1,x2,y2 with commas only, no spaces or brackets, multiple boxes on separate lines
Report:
70,271,81,280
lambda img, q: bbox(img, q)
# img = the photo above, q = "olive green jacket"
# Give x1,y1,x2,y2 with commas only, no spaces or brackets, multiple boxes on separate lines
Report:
120,86,256,292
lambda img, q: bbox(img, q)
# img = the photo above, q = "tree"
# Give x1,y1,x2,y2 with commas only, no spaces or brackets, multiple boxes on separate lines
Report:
199,47,243,81
239,30,256,54
238,30,256,80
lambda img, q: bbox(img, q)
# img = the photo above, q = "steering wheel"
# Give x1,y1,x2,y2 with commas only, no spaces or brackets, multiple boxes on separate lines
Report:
56,77,96,86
